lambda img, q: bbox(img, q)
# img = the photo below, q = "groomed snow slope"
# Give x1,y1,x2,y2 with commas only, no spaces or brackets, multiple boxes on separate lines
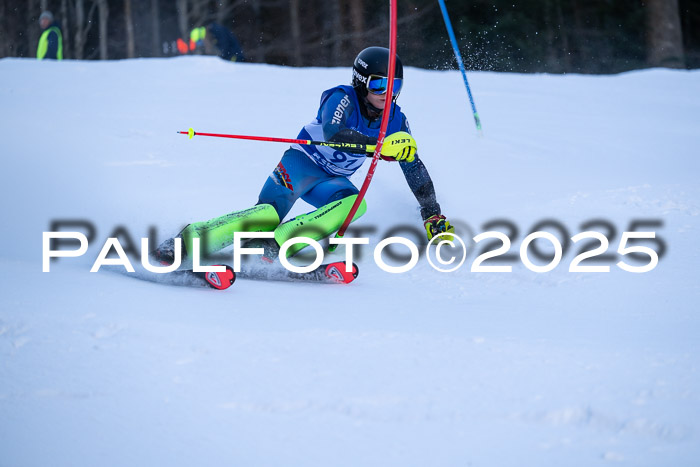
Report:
0,56,699,466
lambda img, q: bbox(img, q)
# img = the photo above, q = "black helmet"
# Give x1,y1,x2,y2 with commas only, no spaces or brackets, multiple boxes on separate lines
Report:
352,47,404,100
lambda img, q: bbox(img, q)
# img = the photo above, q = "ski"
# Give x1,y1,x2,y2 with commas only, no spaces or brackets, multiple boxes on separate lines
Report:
136,261,358,290
238,261,359,284
187,265,237,290
151,237,358,287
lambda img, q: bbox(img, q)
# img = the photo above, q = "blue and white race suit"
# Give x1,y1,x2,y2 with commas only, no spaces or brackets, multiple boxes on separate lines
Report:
291,85,408,176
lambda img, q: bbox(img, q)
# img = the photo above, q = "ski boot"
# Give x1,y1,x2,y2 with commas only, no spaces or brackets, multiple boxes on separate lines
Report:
151,232,186,266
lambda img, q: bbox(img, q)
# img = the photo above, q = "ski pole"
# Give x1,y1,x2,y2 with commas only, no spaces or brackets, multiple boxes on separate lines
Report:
178,128,375,154
438,0,483,135
329,0,398,253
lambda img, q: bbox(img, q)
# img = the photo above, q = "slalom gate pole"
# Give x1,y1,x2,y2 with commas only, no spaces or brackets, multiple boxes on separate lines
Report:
438,0,483,135
177,128,375,154
329,0,398,253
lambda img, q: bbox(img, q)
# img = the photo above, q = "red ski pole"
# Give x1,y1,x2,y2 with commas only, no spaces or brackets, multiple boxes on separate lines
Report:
329,0,398,252
178,128,374,154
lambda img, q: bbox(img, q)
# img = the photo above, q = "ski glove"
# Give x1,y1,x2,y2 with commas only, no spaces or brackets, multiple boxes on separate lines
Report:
380,131,417,162
424,214,455,241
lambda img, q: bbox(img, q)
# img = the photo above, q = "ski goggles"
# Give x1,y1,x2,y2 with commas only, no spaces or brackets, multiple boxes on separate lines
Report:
366,75,403,96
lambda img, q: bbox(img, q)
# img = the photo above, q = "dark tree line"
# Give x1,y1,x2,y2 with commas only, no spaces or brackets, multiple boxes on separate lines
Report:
0,0,697,73
435,0,694,73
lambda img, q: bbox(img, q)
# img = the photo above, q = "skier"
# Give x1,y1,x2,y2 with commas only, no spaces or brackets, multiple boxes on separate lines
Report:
154,46,454,269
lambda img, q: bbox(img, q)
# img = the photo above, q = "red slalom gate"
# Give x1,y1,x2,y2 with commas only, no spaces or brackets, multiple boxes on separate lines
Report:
331,0,398,250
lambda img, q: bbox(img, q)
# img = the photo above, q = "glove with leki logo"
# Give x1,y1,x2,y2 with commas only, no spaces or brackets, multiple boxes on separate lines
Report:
380,131,417,162
424,214,455,241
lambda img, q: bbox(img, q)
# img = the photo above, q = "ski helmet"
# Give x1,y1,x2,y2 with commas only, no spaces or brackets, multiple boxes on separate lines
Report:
352,47,404,100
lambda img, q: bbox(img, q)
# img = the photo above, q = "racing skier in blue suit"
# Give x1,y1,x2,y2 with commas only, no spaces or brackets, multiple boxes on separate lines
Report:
154,47,454,267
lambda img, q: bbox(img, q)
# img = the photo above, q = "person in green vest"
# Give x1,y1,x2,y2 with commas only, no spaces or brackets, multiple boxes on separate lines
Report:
37,11,63,60
189,23,245,62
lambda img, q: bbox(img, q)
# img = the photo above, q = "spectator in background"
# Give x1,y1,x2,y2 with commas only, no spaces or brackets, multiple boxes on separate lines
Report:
189,23,245,62
37,11,63,60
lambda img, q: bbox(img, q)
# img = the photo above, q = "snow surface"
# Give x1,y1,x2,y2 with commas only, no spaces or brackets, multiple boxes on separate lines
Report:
1,56,699,466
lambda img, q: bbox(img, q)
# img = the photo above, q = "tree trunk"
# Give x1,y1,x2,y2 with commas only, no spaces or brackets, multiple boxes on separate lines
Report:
250,0,265,62
330,0,342,64
74,0,98,60
646,0,685,68
544,0,559,72
0,1,6,58
176,0,189,41
320,0,342,65
74,0,84,59
60,0,70,59
190,0,208,28
349,0,365,54
27,0,40,58
124,0,135,58
96,0,109,60
555,0,570,71
73,0,86,60
570,0,589,71
289,0,302,66
151,0,161,57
